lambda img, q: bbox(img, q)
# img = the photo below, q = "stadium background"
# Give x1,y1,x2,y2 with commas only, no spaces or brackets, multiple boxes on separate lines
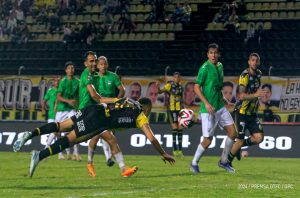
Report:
0,0,300,158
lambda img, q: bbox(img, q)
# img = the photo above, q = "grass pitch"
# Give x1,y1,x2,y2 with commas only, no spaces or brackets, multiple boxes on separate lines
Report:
0,152,299,198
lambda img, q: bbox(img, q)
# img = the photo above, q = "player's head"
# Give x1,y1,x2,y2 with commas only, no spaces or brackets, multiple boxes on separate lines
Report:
128,82,142,101
173,72,181,83
65,61,75,76
97,56,109,74
261,83,272,103
146,81,159,104
84,51,97,72
248,53,260,71
53,77,60,88
222,81,234,102
207,43,220,65
184,81,195,106
138,97,152,116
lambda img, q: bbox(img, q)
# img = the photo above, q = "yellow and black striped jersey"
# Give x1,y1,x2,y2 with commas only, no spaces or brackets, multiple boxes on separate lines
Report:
239,69,262,115
164,82,183,111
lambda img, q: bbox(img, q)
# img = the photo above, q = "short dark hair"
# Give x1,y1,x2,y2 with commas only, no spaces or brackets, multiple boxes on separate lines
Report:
138,97,152,107
262,83,272,91
65,61,73,68
173,72,180,76
83,51,97,60
207,43,219,51
222,81,234,89
249,52,260,60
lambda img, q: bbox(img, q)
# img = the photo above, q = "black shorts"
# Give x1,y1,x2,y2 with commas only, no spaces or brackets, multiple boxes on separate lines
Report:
168,110,180,123
71,105,109,143
236,113,263,139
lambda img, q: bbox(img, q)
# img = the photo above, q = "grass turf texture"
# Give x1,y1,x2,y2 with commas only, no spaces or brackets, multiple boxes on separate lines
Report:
0,152,299,198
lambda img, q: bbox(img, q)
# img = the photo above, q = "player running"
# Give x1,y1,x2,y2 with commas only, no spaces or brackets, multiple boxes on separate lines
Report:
190,43,237,173
13,98,175,178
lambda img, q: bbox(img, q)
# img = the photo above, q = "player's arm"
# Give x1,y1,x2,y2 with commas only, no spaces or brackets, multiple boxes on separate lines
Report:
87,84,117,103
117,84,125,98
57,92,76,107
239,85,265,100
141,123,175,165
194,84,214,113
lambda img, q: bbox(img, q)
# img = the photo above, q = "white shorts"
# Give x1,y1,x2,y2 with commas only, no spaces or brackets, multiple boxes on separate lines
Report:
55,110,76,122
199,107,234,137
48,119,55,123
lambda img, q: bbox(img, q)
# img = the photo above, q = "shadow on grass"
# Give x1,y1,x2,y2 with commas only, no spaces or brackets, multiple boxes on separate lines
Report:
136,171,224,179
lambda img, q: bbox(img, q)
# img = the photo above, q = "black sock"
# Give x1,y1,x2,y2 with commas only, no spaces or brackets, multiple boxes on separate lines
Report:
228,152,235,163
39,136,69,161
177,129,183,151
31,122,60,137
244,138,254,146
172,130,177,151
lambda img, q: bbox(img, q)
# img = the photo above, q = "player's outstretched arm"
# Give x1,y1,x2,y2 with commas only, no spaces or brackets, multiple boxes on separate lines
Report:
87,84,117,104
141,123,175,165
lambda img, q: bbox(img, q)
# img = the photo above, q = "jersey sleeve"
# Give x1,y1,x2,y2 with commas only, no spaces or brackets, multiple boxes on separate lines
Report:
113,74,122,87
195,65,207,86
239,73,249,87
164,83,171,92
136,112,149,129
43,89,50,101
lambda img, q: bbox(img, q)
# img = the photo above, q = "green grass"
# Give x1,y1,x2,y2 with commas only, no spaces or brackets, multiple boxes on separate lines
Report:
0,152,299,198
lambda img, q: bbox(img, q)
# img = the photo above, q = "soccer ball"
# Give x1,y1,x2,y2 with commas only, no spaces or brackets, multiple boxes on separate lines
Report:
178,108,194,128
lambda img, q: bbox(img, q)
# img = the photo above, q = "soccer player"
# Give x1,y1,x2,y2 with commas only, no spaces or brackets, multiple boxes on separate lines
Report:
158,72,184,157
13,97,175,178
190,43,237,173
227,53,266,166
55,61,81,161
87,56,126,176
41,78,61,158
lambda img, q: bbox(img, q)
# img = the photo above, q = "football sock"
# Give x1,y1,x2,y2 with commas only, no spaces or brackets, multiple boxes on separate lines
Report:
73,144,79,155
87,146,95,164
172,130,177,151
114,152,126,172
244,138,255,146
227,152,235,163
177,129,183,151
46,133,56,146
192,144,206,166
221,137,234,163
32,122,60,137
102,139,112,161
39,136,69,161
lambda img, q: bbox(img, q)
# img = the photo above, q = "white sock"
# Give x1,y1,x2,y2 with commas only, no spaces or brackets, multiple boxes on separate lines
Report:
114,152,126,172
102,139,112,161
46,133,56,146
88,146,95,164
65,148,71,155
221,137,234,163
192,144,206,166
73,144,79,155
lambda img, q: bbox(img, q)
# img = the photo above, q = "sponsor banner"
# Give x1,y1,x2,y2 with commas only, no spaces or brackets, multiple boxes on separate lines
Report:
0,122,299,158
0,75,300,121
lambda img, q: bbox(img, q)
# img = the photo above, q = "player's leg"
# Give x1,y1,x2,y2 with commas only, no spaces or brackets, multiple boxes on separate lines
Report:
86,133,101,177
45,119,56,148
176,123,184,157
100,131,138,177
190,113,214,173
68,110,81,161
101,137,115,166
168,110,179,156
13,119,74,152
29,129,78,177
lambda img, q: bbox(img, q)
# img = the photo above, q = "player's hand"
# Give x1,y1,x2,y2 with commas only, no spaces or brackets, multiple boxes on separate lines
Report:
41,109,46,117
161,153,175,165
254,89,266,97
205,103,215,114
68,99,76,106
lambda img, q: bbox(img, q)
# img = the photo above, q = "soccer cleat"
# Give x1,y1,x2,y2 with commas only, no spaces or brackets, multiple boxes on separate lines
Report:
72,154,82,161
29,150,40,177
190,164,200,174
87,163,96,177
177,150,184,158
172,150,178,157
58,154,65,160
106,158,115,167
236,149,241,161
122,166,138,177
13,131,32,152
218,160,235,173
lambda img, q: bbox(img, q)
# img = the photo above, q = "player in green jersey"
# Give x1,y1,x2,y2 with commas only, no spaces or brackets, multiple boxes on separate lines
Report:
87,56,126,177
56,61,81,161
190,43,237,174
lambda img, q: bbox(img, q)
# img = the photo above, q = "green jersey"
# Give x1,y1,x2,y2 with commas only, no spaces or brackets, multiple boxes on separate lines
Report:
79,68,99,110
57,76,80,112
98,71,122,97
44,87,57,119
196,60,224,113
